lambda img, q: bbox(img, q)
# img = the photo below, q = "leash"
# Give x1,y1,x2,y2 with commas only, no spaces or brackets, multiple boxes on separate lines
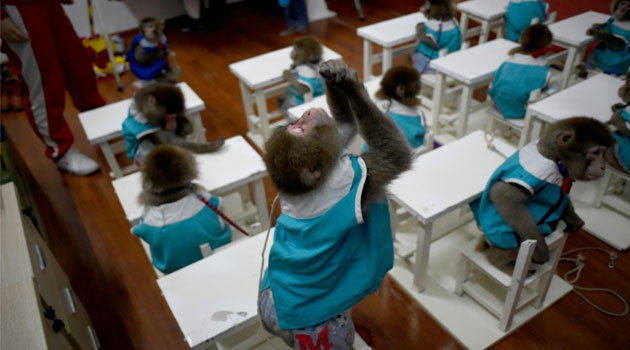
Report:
197,194,250,236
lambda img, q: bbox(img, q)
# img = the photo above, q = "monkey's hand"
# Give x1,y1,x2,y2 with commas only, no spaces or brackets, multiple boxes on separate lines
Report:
416,23,438,49
283,69,311,95
282,69,293,81
587,24,626,50
561,200,584,233
196,136,225,153
611,103,626,112
319,59,361,92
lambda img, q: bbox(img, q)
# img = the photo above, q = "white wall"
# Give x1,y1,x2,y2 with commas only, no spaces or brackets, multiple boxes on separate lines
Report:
63,0,185,37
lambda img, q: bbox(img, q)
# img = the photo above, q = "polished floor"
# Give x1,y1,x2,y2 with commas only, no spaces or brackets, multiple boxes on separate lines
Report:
1,0,628,349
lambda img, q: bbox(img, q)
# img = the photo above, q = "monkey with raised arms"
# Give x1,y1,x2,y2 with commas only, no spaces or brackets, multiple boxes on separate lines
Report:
127,17,181,83
132,144,231,274
488,24,553,120
259,60,411,349
412,0,462,73
504,0,549,42
608,72,630,173
470,117,613,265
121,83,224,166
277,36,325,121
586,0,630,76
372,64,428,150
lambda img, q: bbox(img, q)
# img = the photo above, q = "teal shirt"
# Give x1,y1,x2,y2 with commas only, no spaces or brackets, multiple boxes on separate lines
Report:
505,0,548,42
593,17,630,75
470,143,568,249
289,63,325,105
488,54,550,119
261,153,393,329
415,18,462,60
121,106,159,159
613,107,630,172
362,100,426,152
132,192,232,274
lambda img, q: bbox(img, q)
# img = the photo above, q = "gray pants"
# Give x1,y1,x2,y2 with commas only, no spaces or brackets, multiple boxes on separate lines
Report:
258,288,356,350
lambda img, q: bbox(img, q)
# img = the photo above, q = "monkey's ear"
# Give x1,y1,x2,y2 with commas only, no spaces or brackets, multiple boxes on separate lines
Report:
556,129,576,147
147,95,157,107
300,167,321,187
395,84,406,99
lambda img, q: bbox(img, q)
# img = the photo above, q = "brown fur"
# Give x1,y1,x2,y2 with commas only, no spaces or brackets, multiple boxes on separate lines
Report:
139,144,198,206
375,65,422,106
587,1,630,50
424,0,455,21
292,36,323,65
509,24,552,55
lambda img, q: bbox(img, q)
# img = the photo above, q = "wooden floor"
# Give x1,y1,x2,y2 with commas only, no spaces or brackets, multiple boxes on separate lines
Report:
2,0,628,349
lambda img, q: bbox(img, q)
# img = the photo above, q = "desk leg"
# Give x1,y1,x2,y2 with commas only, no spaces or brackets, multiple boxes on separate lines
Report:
363,39,373,81
560,47,577,90
460,13,469,39
413,221,433,292
252,179,270,233
431,72,446,135
518,111,534,148
239,81,257,135
382,47,393,77
254,90,271,142
456,85,473,138
100,142,123,179
479,20,490,44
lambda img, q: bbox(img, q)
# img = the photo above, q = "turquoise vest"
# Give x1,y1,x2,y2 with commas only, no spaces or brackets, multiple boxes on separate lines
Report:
290,63,325,105
415,18,462,60
121,106,159,159
593,17,630,75
505,0,548,42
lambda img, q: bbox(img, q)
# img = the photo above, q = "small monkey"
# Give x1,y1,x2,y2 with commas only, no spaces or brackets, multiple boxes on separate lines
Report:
373,65,428,149
504,0,549,42
121,83,224,166
488,24,553,119
127,17,181,83
277,36,325,121
585,0,630,76
608,72,630,173
133,144,231,274
471,117,613,265
412,0,462,73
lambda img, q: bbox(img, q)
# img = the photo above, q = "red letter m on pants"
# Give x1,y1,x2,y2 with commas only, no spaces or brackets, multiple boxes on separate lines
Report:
295,326,333,350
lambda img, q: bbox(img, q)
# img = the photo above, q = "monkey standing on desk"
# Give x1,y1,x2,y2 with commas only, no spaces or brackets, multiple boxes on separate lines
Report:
259,60,411,349
278,36,325,121
132,144,231,274
122,83,224,166
471,118,613,265
127,17,181,83
586,0,630,76
608,72,630,173
412,0,462,73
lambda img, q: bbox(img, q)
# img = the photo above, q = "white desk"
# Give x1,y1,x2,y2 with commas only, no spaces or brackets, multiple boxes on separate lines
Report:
430,38,519,138
228,46,342,150
457,0,509,45
519,73,623,147
78,82,206,178
112,136,269,231
157,230,273,349
548,11,609,89
356,12,427,81
388,130,516,292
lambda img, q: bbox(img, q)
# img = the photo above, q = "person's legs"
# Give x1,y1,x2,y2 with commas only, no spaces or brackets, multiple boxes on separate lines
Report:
280,0,307,36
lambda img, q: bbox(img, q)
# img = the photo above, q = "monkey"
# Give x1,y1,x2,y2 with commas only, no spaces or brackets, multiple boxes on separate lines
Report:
488,24,553,119
127,17,181,83
412,0,462,74
132,144,232,274
372,64,428,150
470,117,613,266
258,59,411,349
607,72,630,173
504,0,549,42
121,83,225,166
277,36,325,121
585,0,630,76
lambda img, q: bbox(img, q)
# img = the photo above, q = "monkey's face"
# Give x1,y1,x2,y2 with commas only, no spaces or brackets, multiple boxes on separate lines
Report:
164,114,178,131
143,22,161,41
565,145,608,181
614,0,630,20
287,108,334,137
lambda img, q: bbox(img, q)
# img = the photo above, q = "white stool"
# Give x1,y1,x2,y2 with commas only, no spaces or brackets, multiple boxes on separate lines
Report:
486,104,525,142
593,164,630,217
455,221,567,332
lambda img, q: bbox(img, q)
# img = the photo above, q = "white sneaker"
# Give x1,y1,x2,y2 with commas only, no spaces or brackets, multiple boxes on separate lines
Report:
56,148,100,175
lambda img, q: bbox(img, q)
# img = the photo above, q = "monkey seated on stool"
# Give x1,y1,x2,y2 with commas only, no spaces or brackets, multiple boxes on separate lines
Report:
127,17,181,84
608,71,630,173
259,60,411,350
371,65,428,150
277,36,325,121
132,144,231,274
412,0,462,73
122,83,224,166
488,24,553,120
585,0,630,76
470,117,613,265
